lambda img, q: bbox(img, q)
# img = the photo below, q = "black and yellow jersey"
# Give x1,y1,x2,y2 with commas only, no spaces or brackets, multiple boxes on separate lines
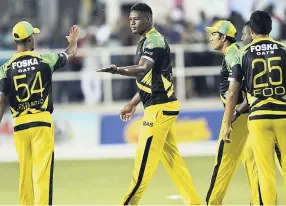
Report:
135,28,177,108
229,37,286,120
0,51,67,118
220,43,245,107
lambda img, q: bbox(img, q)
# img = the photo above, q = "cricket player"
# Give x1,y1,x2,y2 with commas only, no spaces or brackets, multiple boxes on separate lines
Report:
97,3,201,206
205,20,261,205
0,21,80,205
223,10,286,205
242,20,282,174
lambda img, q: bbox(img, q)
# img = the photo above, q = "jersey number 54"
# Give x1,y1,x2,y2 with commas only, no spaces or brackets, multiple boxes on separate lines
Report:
13,71,45,102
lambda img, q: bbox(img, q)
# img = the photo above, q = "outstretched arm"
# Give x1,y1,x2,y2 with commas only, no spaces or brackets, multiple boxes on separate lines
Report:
117,58,153,77
97,57,153,78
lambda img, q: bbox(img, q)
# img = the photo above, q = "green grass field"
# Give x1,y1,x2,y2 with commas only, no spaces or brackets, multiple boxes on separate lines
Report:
0,156,283,205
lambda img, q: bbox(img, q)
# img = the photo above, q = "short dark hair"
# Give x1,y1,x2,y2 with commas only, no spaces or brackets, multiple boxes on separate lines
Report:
249,10,272,35
244,21,250,27
130,3,152,16
218,33,236,44
226,36,236,44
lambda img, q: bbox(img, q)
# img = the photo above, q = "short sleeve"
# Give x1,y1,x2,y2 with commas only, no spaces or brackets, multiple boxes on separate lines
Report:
0,63,8,95
40,52,68,72
228,51,244,83
141,37,165,64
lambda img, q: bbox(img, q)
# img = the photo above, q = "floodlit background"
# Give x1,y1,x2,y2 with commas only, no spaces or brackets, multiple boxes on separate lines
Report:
0,0,285,204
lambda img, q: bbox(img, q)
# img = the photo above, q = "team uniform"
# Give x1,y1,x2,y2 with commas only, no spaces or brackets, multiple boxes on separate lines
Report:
205,42,261,205
229,37,286,205
0,50,67,205
121,28,201,205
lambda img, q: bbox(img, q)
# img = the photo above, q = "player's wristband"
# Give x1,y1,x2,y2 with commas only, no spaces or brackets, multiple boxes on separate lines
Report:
111,67,119,74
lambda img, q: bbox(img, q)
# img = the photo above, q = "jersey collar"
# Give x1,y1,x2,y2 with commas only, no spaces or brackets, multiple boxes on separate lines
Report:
224,43,236,55
145,27,156,37
13,51,39,59
8,51,41,66
252,37,272,43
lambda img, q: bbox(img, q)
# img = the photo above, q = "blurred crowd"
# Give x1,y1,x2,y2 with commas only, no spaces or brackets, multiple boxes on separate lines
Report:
1,0,286,104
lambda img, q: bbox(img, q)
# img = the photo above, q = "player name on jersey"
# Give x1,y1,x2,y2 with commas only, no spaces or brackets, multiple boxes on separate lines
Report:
12,58,39,73
18,99,44,111
250,43,278,55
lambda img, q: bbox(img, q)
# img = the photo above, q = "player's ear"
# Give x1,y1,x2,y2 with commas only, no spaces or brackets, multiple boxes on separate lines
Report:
250,28,256,39
221,34,227,42
27,36,32,43
146,14,151,23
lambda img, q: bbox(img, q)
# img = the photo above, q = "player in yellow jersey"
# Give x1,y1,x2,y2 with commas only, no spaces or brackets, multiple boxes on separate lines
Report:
0,22,80,205
97,3,201,206
224,10,286,205
242,20,283,175
205,20,262,205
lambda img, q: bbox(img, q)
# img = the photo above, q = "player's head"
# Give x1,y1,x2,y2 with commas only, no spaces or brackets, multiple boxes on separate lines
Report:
249,10,272,38
129,3,153,35
241,21,252,45
205,20,237,51
12,21,40,51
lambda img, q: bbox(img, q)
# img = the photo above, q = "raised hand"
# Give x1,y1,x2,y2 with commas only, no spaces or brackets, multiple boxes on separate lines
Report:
66,25,80,43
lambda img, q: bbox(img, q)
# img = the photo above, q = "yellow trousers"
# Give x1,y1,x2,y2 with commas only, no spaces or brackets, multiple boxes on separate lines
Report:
207,114,282,205
206,114,260,205
249,118,286,205
121,101,201,205
13,112,54,205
